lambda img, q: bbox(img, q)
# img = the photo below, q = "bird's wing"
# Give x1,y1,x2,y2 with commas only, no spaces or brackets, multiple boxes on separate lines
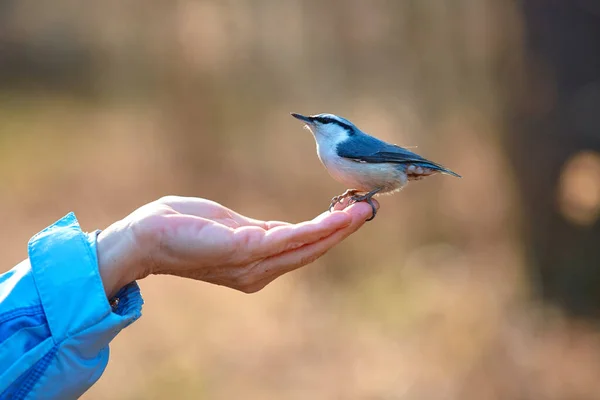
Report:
336,136,427,164
336,137,461,177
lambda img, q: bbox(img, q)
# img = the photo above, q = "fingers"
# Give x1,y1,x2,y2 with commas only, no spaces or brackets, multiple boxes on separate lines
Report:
245,201,375,290
157,195,292,230
236,210,352,260
331,197,380,215
159,195,377,272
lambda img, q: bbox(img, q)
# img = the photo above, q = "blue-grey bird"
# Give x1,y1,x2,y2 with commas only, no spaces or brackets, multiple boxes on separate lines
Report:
291,112,461,221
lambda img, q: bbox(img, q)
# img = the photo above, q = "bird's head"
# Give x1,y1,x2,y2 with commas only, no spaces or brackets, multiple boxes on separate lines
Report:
291,113,359,143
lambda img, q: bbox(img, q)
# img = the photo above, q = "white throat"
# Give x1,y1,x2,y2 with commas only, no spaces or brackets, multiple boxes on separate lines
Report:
308,126,350,167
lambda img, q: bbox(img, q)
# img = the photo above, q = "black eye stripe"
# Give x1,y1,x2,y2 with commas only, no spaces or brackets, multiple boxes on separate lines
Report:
312,116,354,132
312,117,330,124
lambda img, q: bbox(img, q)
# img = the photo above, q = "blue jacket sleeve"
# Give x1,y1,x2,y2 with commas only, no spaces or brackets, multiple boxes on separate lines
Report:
0,213,144,400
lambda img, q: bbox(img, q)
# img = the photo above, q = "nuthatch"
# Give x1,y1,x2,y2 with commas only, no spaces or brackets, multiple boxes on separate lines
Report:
291,112,461,221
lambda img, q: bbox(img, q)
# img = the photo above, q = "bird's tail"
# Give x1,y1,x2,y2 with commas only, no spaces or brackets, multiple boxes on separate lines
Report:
409,160,462,179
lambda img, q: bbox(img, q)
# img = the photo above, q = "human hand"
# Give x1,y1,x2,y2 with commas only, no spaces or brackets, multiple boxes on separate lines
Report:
97,196,378,297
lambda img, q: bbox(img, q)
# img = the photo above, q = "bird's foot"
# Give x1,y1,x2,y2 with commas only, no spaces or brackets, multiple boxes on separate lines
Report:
328,189,360,212
348,188,382,221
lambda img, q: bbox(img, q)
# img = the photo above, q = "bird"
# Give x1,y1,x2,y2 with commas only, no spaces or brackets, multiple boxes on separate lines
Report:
291,112,461,221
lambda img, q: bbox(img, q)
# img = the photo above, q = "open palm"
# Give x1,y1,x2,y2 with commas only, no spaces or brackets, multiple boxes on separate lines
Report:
124,196,376,293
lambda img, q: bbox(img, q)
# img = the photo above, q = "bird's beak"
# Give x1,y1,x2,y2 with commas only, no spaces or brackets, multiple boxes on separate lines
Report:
291,113,313,124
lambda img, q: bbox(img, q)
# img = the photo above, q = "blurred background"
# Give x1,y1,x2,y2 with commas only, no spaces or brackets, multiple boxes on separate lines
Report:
1,0,600,398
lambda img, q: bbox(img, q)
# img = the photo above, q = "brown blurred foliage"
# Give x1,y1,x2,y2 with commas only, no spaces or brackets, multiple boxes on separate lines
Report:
1,1,600,399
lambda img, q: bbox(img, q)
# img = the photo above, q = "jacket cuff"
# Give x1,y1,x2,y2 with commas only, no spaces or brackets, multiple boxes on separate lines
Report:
28,212,143,353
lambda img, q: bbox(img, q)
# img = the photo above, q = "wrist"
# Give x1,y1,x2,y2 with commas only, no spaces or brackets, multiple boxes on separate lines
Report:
97,219,144,299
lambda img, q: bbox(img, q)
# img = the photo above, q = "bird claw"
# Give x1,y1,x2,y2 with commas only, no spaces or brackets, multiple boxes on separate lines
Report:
347,188,382,221
328,195,343,212
328,189,359,212
348,195,377,221
327,188,381,221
